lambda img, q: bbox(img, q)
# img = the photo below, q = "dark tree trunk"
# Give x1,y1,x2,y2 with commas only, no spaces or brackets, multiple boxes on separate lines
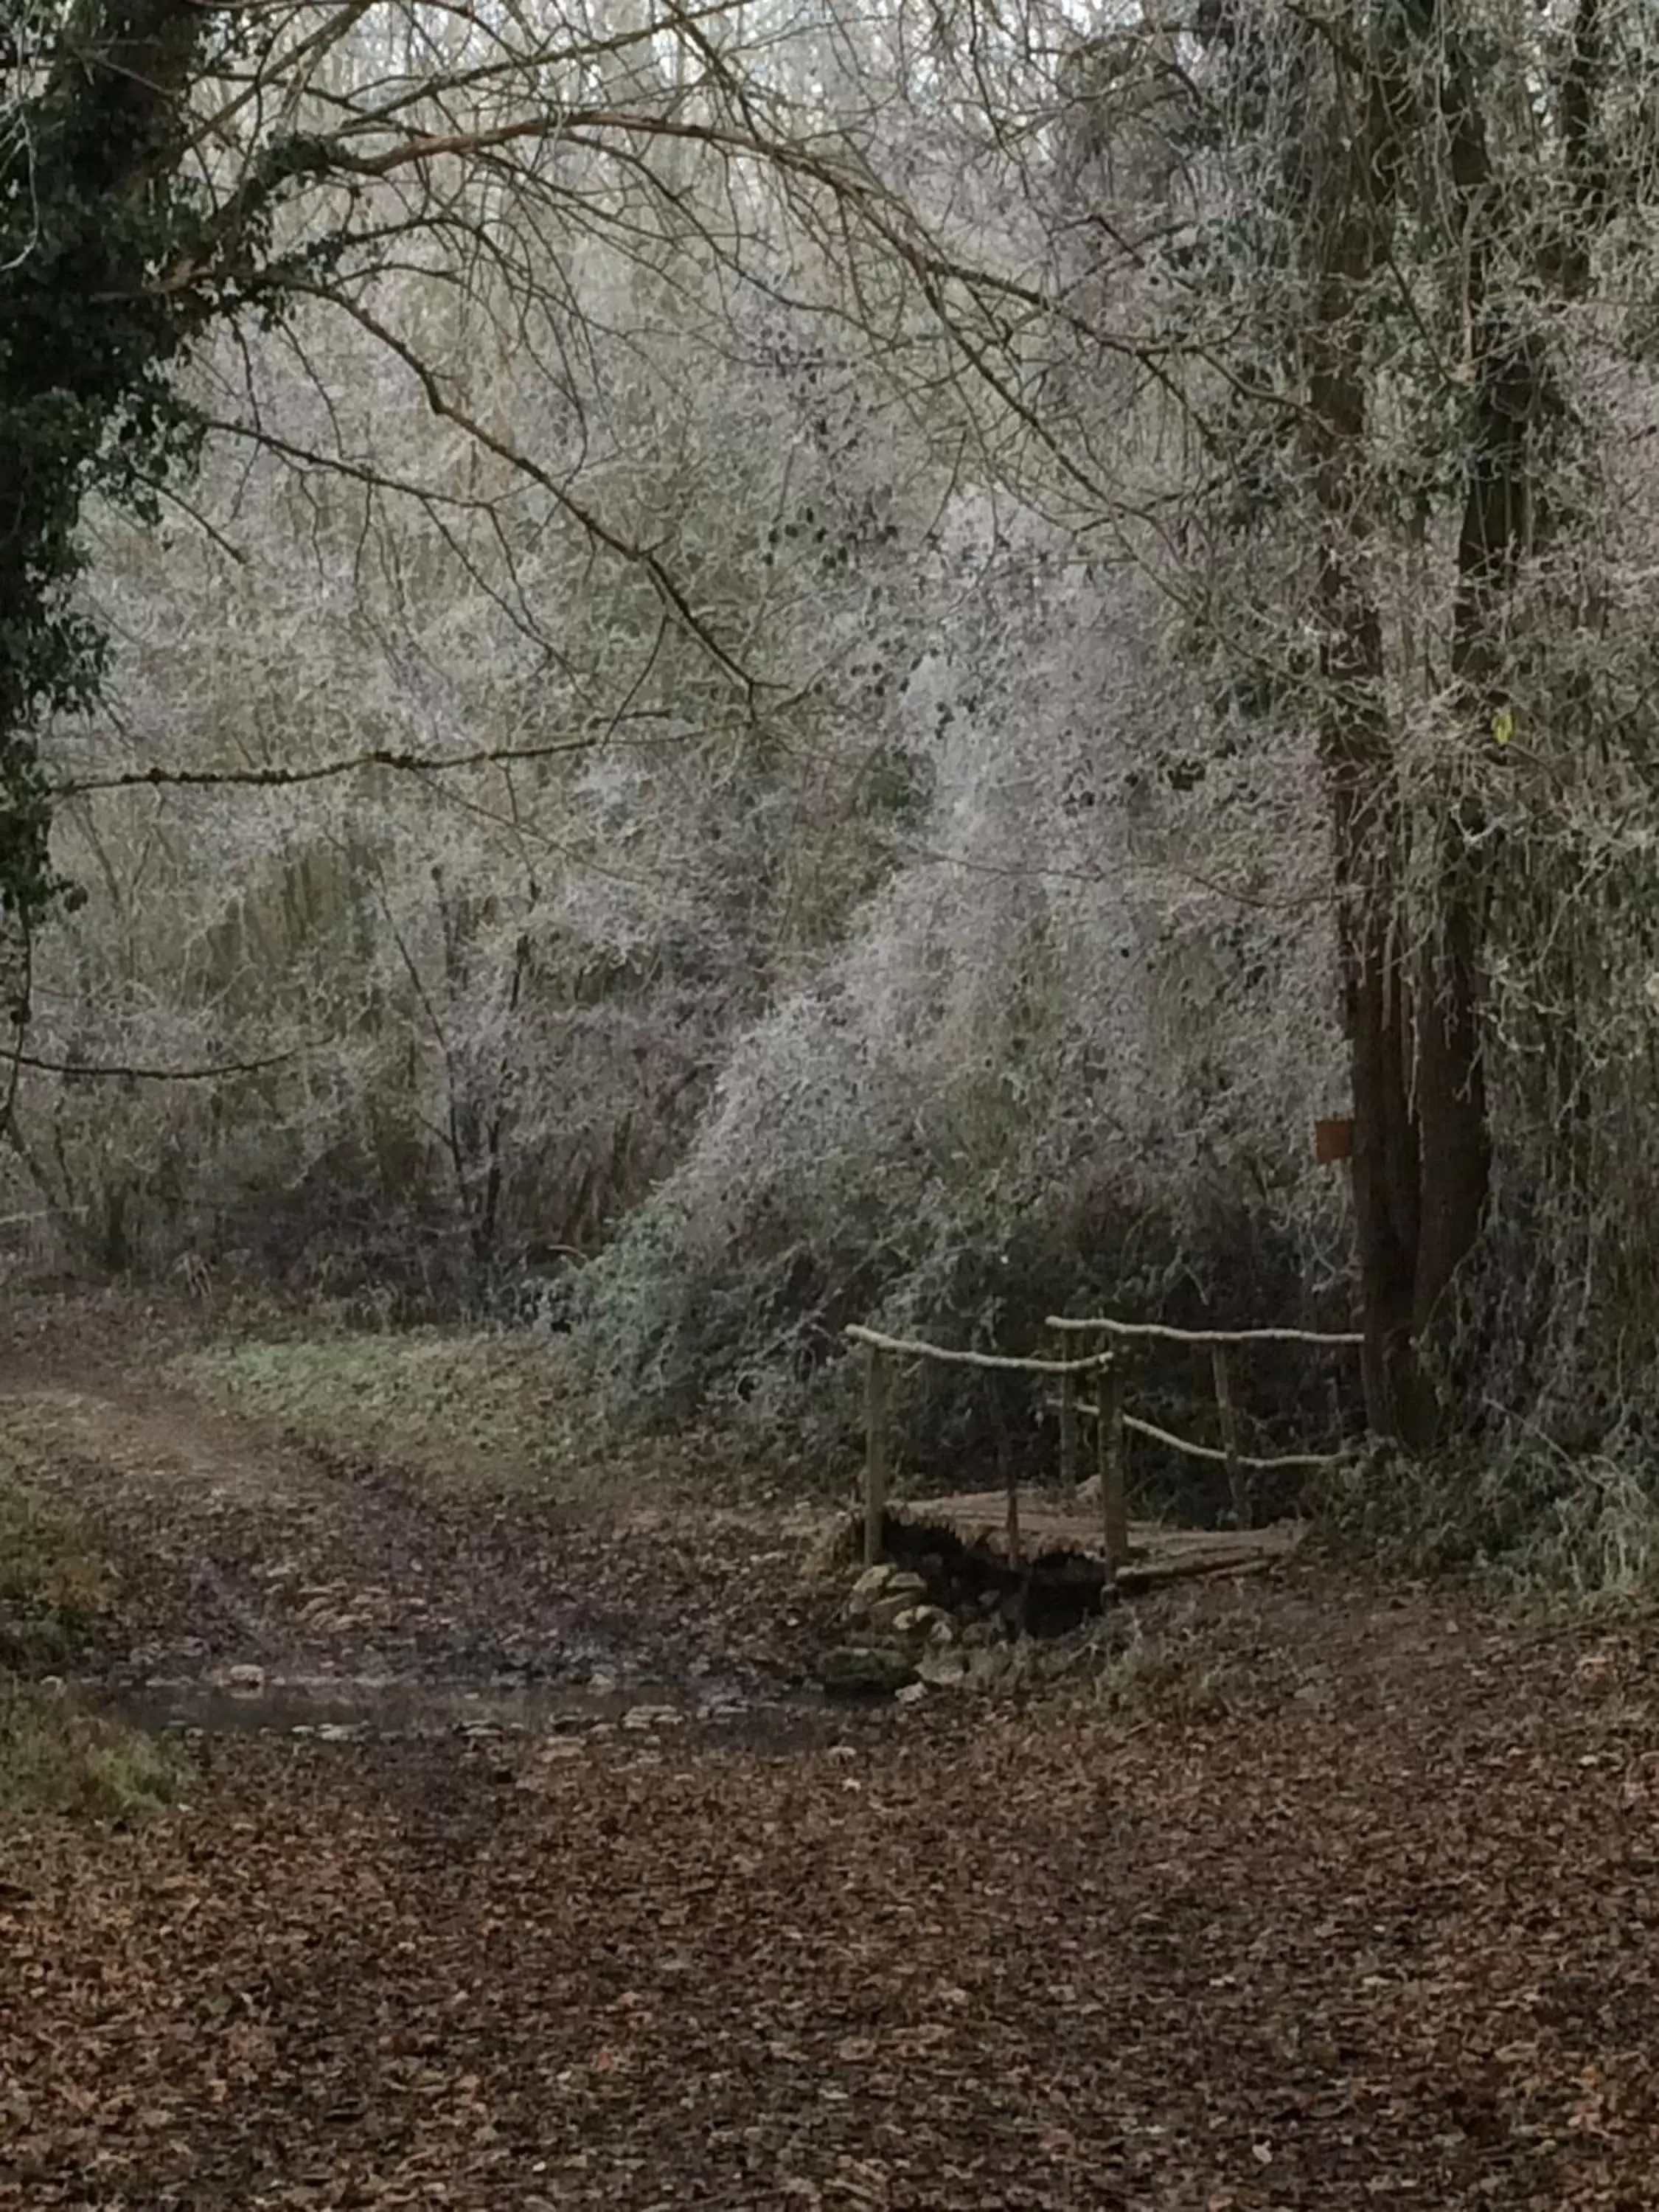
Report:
1335,789,1425,1441
1303,32,1439,1440
1302,2,1604,1444
0,0,207,908
1405,2,1599,1405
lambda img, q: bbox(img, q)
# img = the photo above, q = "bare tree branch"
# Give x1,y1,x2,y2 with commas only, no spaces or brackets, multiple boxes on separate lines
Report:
55,730,693,797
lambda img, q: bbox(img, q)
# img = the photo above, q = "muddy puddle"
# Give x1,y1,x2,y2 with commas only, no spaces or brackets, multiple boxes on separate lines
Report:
90,1672,854,1754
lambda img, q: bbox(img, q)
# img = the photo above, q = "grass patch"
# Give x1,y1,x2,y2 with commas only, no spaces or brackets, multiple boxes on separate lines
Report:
171,1328,773,1505
1315,1438,1659,1597
1086,1636,1247,1724
172,1332,580,1489
0,1680,184,1820
0,1476,114,1666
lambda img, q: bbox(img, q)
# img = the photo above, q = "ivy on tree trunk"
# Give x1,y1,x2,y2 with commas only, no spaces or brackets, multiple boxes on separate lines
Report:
1217,0,1611,1444
0,0,334,928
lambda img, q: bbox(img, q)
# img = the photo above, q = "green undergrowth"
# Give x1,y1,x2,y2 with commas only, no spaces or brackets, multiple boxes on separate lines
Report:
0,1477,114,1667
169,1330,765,1501
0,1476,175,1820
173,1332,577,1487
0,1681,184,1820
1316,1437,1659,1598
1087,1638,1242,1723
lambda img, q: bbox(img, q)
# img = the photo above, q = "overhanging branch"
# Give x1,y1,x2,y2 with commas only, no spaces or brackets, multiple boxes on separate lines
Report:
55,731,685,797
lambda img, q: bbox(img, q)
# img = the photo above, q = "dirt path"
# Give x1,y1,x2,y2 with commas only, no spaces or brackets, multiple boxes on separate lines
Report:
4,1295,1659,2209
0,1296,824,1702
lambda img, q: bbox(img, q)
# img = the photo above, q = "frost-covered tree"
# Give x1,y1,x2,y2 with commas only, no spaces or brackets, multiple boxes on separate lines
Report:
0,0,1036,926
573,484,1349,1471
1035,1,1659,1451
0,0,1068,1285
27,0,1659,1509
11,75,995,1291
591,0,1659,1470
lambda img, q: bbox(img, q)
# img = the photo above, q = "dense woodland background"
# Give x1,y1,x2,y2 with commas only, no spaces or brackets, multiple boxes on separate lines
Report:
10,0,1659,1559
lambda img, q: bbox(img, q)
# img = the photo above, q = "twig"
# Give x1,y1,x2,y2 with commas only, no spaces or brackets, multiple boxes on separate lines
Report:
1,1046,300,1082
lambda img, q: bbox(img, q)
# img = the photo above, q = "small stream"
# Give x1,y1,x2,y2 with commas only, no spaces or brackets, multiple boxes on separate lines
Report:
88,1670,849,1753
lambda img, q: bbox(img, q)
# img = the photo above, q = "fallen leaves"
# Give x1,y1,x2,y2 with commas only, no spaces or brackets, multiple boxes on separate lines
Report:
2,1615,1659,2212
4,1295,1659,2207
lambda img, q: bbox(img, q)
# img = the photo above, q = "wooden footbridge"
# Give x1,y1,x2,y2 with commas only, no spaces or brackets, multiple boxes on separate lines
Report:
845,1311,1363,1578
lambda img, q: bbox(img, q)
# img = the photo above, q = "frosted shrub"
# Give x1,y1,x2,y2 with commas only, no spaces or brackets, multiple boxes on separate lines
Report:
575,515,1350,1470
14,237,953,1298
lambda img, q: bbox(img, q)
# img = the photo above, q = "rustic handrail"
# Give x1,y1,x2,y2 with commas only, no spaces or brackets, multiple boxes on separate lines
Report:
1074,1405,1338,1474
846,1324,1118,1569
850,1308,1350,1579
845,1324,1113,1375
1047,1315,1362,1348
1055,1310,1352,1528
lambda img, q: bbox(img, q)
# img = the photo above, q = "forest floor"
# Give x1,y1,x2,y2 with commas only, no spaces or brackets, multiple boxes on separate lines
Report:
3,1289,1659,2210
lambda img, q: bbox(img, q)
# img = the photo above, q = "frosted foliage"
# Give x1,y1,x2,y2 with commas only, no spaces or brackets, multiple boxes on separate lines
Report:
577,512,1349,1433
0,0,1228,1326
4,178,1018,1295
33,0,1659,1479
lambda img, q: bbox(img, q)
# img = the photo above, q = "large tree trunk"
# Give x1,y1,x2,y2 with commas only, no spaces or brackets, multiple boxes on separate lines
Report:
1334,781,1427,1442
0,0,206,908
1303,32,1443,1441
1406,4,1599,1408
1306,1,1603,1444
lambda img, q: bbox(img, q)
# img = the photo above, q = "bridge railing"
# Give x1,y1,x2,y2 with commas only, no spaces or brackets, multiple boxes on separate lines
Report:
844,1313,1363,1573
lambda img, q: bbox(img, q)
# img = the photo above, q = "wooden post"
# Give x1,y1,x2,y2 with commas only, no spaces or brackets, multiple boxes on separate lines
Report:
982,1373,1020,1568
1096,1355,1128,1573
1211,1341,1245,1528
863,1342,891,1567
1003,1427,1022,1568
1057,1353,1079,1498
